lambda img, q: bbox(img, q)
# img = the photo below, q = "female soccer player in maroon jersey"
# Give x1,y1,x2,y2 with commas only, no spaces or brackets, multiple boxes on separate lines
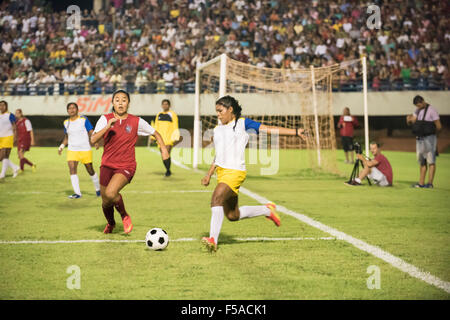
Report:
91,90,170,234
15,109,36,172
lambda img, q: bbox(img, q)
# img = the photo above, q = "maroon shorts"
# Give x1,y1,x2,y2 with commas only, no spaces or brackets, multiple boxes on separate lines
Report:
17,141,31,152
100,165,136,187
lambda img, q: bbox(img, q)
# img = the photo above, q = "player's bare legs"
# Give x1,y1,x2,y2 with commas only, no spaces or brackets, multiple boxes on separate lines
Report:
101,173,132,234
68,160,78,175
211,183,239,221
204,182,278,251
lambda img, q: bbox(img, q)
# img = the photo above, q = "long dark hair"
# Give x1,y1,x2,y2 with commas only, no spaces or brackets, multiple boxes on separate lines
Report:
215,95,242,130
111,89,131,113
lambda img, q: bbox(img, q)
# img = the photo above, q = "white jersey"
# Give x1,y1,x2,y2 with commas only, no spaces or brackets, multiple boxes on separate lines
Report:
213,117,261,171
64,115,94,151
0,112,16,137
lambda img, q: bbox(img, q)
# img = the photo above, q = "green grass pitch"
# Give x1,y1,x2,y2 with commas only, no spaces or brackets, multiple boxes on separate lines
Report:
0,146,449,299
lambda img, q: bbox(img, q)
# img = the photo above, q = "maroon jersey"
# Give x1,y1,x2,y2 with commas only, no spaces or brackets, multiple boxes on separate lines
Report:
101,113,140,170
16,117,32,145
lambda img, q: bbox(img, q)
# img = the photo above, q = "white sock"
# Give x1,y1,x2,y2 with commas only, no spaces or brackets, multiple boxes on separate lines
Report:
70,174,82,196
1,159,7,176
355,178,361,183
90,173,100,192
6,159,19,171
239,205,270,220
209,206,224,245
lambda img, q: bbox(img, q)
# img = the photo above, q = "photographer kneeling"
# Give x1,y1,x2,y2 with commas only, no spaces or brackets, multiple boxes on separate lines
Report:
346,142,393,187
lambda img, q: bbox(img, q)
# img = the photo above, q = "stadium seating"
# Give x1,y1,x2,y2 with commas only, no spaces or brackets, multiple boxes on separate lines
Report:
0,0,448,95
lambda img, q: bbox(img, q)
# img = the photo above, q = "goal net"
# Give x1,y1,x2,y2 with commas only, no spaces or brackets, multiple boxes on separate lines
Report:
193,54,364,174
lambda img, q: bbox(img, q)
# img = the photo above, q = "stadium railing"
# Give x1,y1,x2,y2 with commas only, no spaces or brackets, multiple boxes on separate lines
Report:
0,78,447,96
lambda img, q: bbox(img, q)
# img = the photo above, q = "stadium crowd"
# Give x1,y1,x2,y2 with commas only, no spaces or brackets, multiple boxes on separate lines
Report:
0,0,449,95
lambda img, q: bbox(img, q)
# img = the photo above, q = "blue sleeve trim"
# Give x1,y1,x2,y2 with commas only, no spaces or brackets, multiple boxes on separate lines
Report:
244,118,261,134
84,117,94,132
9,113,16,123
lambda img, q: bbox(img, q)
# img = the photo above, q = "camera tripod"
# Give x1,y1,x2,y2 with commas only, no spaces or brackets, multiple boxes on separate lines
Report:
347,156,372,185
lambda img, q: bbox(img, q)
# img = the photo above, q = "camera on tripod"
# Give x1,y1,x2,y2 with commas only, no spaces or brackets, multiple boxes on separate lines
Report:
346,142,372,185
354,142,362,155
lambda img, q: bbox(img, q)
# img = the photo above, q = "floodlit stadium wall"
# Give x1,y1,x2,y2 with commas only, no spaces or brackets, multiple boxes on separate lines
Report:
2,91,449,116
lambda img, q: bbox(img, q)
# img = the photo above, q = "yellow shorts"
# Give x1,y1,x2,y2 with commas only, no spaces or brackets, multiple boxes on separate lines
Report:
67,150,93,164
216,167,247,194
0,135,14,149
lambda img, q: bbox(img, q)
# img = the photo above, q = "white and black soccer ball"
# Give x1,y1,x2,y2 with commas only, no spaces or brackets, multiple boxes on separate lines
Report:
145,228,169,250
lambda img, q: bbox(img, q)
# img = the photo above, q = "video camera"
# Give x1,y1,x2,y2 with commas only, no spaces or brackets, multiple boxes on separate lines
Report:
354,142,362,155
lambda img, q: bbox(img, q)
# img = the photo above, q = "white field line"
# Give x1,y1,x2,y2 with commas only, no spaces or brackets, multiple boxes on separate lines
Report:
5,190,211,195
0,237,336,245
158,148,450,294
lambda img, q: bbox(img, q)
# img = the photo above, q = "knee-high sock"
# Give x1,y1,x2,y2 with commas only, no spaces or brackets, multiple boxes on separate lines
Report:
23,157,33,167
114,194,128,219
102,204,115,226
90,173,100,192
163,157,171,172
209,206,224,244
1,159,7,176
70,174,81,196
239,205,271,220
6,159,19,171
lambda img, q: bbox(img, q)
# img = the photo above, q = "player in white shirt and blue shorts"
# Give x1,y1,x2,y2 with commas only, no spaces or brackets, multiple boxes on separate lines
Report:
0,100,20,179
201,95,307,251
58,102,101,199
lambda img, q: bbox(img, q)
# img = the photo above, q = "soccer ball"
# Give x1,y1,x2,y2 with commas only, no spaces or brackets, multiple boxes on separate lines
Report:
145,228,169,250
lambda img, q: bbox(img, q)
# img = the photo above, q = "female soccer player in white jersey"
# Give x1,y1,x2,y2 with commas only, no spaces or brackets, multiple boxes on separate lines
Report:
58,102,101,199
201,95,306,251
0,100,20,179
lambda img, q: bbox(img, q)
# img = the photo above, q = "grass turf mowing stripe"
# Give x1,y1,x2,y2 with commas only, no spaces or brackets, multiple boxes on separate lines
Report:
0,237,337,244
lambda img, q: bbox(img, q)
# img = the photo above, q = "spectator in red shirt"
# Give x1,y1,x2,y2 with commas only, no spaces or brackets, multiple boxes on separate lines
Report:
337,107,359,164
347,142,393,187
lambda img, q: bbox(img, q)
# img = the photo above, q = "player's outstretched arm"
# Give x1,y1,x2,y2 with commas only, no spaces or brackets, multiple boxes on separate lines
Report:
259,124,307,140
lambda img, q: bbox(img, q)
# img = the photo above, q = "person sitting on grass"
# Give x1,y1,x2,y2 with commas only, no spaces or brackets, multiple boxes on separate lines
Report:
346,142,393,187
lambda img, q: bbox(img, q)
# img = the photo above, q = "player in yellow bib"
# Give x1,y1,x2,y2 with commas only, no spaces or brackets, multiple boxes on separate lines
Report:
201,95,306,251
149,99,181,177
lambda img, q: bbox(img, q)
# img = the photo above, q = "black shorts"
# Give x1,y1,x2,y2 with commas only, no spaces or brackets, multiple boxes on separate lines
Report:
341,136,354,152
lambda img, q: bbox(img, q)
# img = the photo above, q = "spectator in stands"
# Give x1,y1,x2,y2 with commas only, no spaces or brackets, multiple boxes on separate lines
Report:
0,0,449,94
